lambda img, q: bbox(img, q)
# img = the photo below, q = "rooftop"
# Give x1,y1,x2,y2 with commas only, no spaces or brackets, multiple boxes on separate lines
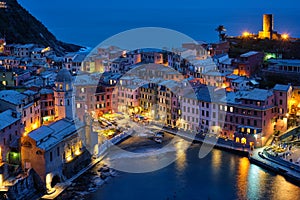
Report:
268,59,300,67
0,109,20,130
240,51,259,58
195,85,225,103
28,118,83,151
40,88,53,95
0,90,27,105
273,84,291,92
224,88,273,104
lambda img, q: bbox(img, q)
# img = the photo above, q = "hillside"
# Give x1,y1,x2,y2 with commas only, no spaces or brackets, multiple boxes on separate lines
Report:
0,0,81,55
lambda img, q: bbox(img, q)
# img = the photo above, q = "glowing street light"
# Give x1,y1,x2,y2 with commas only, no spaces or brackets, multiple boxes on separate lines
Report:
242,31,250,37
281,33,289,40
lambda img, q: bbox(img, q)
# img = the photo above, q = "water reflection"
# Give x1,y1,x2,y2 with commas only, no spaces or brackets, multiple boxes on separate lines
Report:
272,175,300,200
236,157,250,199
247,164,267,199
211,150,222,176
88,147,300,200
175,140,188,171
236,158,300,200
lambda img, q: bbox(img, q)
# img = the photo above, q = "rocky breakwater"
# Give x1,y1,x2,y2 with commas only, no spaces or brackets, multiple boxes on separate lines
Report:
57,163,118,200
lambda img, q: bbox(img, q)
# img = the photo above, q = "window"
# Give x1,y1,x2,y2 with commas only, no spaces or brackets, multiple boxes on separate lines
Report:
36,150,42,155
50,152,53,162
60,100,63,106
57,147,60,157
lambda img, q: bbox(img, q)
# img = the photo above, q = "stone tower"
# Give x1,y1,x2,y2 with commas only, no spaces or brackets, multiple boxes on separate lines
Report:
258,14,279,40
54,68,75,120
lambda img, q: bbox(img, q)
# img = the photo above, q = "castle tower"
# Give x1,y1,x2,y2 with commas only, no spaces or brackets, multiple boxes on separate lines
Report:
54,69,75,120
263,14,273,33
259,14,275,39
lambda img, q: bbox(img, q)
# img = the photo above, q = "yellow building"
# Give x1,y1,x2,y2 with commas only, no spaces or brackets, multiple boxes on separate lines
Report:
21,118,92,191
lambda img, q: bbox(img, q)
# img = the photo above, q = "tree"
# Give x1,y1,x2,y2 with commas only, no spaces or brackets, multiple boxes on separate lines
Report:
215,25,227,42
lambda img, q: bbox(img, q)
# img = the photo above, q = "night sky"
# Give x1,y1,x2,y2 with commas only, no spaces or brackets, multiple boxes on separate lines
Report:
18,0,300,47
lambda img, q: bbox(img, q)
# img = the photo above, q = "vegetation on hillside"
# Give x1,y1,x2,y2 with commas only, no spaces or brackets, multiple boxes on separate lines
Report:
0,0,81,55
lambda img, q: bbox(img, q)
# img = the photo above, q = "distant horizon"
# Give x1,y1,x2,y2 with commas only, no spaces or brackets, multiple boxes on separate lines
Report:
18,0,300,47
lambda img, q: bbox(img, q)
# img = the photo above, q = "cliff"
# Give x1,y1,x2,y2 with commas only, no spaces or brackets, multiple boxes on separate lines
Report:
0,0,82,55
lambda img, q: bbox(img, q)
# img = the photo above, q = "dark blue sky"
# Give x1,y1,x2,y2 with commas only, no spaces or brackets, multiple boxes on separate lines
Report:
18,0,300,47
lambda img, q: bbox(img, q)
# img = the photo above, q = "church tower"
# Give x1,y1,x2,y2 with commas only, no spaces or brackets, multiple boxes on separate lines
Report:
54,68,75,120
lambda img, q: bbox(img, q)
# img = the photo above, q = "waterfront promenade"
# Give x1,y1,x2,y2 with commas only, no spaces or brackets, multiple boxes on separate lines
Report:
148,124,250,155
250,148,300,184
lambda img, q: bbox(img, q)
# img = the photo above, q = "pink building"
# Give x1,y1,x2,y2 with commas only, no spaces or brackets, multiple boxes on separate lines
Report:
0,109,23,164
234,51,264,77
40,88,55,124
220,88,277,146
273,84,292,132
0,90,41,135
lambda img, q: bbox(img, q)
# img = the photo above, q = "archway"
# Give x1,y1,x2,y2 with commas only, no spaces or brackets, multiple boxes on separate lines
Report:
51,175,61,188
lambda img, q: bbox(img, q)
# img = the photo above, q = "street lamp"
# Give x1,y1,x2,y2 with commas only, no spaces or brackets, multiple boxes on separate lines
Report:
242,31,250,37
281,33,289,40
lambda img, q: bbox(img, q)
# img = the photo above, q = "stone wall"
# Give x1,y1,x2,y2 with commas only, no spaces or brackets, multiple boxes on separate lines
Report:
62,149,92,179
6,169,46,200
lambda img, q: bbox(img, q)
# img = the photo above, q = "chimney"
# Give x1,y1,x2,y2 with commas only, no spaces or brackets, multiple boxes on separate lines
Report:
12,111,17,118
